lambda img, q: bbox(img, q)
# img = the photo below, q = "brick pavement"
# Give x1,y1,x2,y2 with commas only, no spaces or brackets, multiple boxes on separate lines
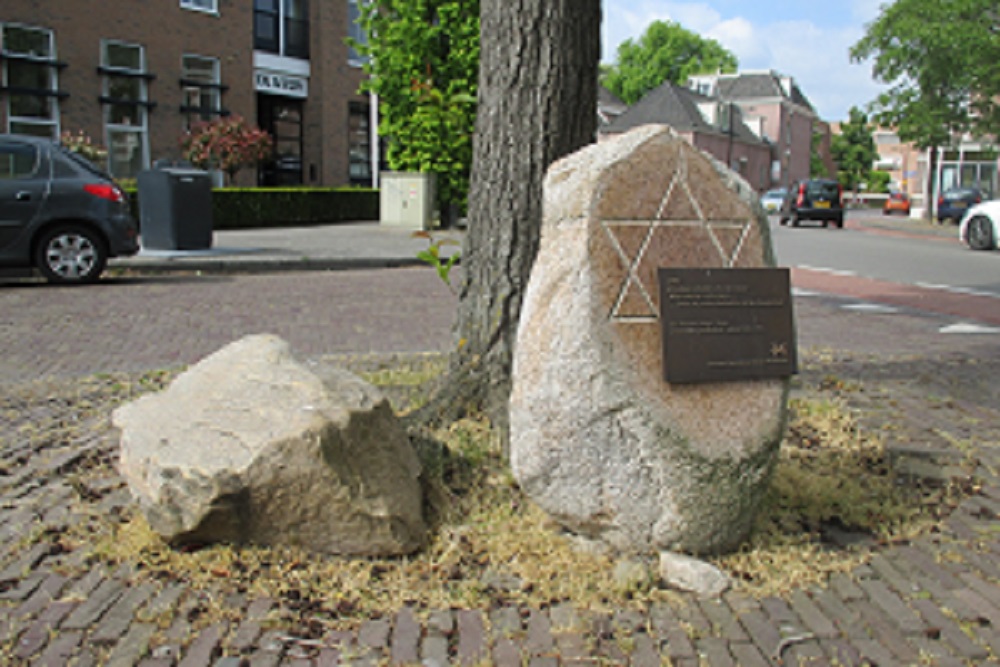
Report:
1,269,999,665
0,268,457,386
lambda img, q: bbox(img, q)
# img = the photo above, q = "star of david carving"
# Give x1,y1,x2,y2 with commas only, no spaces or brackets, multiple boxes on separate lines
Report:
601,153,755,323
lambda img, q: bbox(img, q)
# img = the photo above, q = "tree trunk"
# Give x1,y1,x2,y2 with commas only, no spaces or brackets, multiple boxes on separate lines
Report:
411,0,601,439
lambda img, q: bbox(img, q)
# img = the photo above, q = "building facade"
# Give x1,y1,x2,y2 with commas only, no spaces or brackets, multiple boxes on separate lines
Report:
600,81,774,192
688,71,818,191
1,0,373,187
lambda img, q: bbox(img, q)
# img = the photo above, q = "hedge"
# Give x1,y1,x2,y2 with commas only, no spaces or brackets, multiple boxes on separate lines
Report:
126,187,379,230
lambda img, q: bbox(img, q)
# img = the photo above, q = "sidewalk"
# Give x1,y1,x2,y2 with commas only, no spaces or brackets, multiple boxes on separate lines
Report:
108,214,958,276
109,221,463,274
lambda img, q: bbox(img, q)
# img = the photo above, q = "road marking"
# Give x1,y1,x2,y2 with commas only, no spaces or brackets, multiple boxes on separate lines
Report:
797,265,858,277
940,322,1000,334
915,282,1000,301
841,303,899,314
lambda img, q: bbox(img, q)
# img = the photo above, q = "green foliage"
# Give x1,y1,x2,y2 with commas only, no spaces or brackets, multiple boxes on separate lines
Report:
179,115,274,184
867,170,891,194
355,0,479,223
831,107,877,192
601,20,738,105
127,187,378,229
851,0,999,145
413,230,461,293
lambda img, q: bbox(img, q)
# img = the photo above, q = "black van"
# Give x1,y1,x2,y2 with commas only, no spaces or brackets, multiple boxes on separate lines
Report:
779,179,844,228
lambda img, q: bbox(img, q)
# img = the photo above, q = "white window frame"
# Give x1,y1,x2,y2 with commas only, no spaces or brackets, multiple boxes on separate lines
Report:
1,23,61,138
180,0,218,14
101,40,149,178
181,54,222,128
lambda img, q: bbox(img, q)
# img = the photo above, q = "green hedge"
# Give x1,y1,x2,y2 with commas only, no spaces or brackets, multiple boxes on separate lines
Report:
127,187,379,229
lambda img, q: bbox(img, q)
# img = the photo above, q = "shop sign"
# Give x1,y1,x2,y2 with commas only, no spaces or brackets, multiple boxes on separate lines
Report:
255,70,308,98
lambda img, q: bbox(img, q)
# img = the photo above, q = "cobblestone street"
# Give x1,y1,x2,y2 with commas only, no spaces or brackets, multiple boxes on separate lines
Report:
1,267,999,665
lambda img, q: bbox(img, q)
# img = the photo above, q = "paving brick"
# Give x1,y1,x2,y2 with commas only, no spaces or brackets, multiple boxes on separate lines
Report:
178,622,227,667
629,633,661,667
854,599,922,663
788,589,839,640
13,599,76,659
489,605,522,639
727,641,771,667
61,576,126,630
695,637,735,666
525,608,554,656
698,597,749,642
420,633,450,666
911,596,990,661
736,608,783,663
358,617,391,650
91,581,156,645
455,609,486,666
390,607,421,665
105,621,159,667
14,572,69,618
649,603,696,662
857,576,926,635
492,637,522,667
811,588,866,638
33,628,84,667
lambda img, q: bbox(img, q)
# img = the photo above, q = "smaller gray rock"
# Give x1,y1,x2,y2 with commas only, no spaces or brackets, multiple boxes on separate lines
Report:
114,334,426,556
658,551,732,597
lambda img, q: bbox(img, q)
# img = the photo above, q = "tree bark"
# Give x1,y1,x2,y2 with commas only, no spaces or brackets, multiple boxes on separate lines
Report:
411,0,601,438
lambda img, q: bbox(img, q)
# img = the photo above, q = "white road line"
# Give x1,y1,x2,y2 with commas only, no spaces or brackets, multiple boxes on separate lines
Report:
940,322,1000,334
841,303,899,314
915,282,1000,301
796,265,858,277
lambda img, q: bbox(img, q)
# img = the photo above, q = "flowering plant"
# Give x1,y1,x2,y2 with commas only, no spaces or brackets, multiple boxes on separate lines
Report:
179,115,274,183
60,130,108,166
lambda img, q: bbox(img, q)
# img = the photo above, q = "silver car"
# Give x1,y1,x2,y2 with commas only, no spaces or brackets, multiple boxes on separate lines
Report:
0,134,139,283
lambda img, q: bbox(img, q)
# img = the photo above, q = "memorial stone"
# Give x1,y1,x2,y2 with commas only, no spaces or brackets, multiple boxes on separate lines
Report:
510,125,790,555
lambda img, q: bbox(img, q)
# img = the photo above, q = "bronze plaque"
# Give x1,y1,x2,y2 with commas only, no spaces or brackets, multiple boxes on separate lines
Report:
659,268,797,384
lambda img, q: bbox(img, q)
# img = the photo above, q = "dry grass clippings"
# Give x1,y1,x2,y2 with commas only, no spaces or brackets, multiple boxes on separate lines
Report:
0,354,978,635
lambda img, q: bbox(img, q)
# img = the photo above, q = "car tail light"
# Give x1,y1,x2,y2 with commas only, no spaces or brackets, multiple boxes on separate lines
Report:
84,183,125,203
837,183,843,205
796,183,805,207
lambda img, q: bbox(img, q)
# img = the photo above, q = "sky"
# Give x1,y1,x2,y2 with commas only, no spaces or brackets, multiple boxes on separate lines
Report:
601,0,890,122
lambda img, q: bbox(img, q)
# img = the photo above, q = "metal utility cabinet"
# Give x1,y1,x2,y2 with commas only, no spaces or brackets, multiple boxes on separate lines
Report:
137,165,214,250
379,172,436,230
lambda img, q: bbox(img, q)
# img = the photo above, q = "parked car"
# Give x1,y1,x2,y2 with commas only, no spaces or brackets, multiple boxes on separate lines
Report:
959,200,1000,251
0,134,139,283
883,191,911,216
760,188,787,213
779,179,844,228
937,187,983,224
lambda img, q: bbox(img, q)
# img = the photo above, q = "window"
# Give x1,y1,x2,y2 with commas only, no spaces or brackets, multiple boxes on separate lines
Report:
100,40,151,179
0,140,38,179
180,0,217,13
1,24,63,138
255,0,309,59
181,55,224,127
348,0,369,66
348,102,371,184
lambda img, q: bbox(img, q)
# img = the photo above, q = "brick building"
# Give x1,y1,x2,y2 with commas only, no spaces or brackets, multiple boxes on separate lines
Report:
1,0,373,187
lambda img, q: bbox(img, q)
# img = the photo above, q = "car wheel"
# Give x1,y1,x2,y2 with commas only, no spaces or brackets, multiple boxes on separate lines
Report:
966,215,996,250
790,214,800,227
35,225,108,284
835,216,844,229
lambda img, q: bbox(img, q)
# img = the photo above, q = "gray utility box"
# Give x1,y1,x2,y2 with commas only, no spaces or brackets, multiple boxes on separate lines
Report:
137,165,213,250
380,171,436,230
